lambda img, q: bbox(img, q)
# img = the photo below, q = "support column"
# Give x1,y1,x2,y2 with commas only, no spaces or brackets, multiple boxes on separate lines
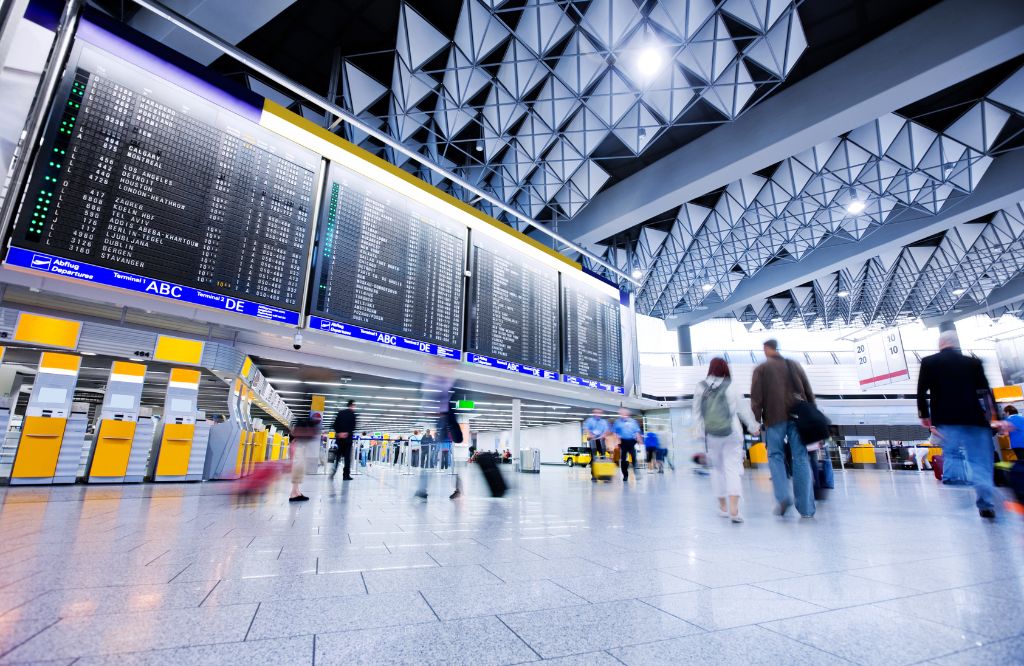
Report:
676,325,693,366
511,398,521,464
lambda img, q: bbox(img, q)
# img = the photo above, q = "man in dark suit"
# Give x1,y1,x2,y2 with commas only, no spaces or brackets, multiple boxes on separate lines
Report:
331,400,357,481
917,330,997,519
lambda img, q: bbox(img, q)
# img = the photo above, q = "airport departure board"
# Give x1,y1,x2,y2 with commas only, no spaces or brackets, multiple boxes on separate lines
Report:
467,233,560,375
311,162,466,349
562,276,624,386
7,39,319,321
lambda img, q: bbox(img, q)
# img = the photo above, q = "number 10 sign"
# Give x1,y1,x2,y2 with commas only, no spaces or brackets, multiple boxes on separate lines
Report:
855,329,909,387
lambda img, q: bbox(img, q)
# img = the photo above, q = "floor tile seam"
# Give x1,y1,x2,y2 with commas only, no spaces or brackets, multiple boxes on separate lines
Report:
0,617,61,661
197,579,222,608
494,614,545,662
839,568,1003,595
746,572,929,604
0,589,49,620
753,619,859,663
417,590,442,622
243,602,261,642
543,577,595,604
653,565,801,588
863,596,1021,642
633,596,712,633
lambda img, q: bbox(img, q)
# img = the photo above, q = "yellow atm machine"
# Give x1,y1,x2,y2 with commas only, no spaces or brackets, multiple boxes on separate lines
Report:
239,387,256,476
269,429,282,460
11,352,88,485
251,422,268,464
150,368,210,482
86,361,152,483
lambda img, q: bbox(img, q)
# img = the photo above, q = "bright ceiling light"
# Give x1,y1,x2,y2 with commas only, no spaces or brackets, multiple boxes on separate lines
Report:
631,268,643,279
702,283,713,291
952,288,966,296
846,199,866,215
836,290,850,298
635,45,665,81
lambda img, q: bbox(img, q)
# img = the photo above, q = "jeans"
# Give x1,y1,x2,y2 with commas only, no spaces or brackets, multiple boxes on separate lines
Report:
439,449,451,469
936,425,996,510
620,439,637,480
766,421,815,517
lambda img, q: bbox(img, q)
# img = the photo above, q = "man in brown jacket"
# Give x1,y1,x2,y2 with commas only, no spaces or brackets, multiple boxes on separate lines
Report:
751,339,816,518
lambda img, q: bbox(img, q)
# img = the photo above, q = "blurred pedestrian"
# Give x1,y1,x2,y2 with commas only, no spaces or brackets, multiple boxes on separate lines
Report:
288,413,322,502
331,400,356,481
917,330,999,519
612,408,641,481
693,358,759,523
1003,405,1024,461
583,409,609,481
415,360,462,500
751,339,817,518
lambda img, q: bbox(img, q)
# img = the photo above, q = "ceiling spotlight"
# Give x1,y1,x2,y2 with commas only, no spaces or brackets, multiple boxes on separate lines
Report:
635,45,665,81
702,283,713,291
846,199,866,215
836,290,850,298
631,268,643,279
952,288,966,296
474,141,483,152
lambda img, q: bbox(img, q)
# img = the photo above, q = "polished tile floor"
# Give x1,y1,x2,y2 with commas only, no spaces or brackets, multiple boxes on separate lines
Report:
0,461,1021,665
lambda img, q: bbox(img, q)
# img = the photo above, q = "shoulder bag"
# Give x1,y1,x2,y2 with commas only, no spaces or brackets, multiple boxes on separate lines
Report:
785,359,830,445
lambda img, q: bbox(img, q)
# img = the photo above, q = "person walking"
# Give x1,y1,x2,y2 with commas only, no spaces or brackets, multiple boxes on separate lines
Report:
415,360,462,500
409,430,423,468
693,358,759,523
612,408,642,482
751,339,816,518
917,330,999,519
583,409,609,481
331,400,357,481
1002,405,1024,461
287,413,321,502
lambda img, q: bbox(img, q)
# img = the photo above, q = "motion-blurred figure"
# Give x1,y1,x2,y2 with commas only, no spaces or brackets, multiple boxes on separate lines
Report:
693,358,759,523
917,330,999,519
330,400,356,481
416,359,462,500
288,413,322,502
612,408,641,482
584,409,609,482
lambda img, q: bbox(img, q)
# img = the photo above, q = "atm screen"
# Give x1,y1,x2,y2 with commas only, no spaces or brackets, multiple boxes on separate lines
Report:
109,393,135,409
170,398,193,413
37,387,68,404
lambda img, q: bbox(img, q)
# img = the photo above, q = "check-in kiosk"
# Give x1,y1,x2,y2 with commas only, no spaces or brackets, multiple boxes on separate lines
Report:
87,361,151,483
269,428,282,460
150,368,208,482
238,387,256,476
205,378,245,480
251,420,268,464
11,352,87,484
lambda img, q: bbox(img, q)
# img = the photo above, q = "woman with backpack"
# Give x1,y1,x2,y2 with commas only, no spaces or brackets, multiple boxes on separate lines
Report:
692,358,759,523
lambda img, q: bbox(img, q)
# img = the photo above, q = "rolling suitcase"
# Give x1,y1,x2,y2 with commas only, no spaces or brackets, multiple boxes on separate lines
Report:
476,452,507,497
932,454,944,481
591,456,616,481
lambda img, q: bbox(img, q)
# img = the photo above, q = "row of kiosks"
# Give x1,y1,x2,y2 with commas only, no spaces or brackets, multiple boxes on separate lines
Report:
10,352,88,484
205,378,245,480
86,361,153,483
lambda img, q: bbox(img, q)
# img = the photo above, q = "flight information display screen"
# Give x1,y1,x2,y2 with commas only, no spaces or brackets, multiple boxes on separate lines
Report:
561,275,624,387
467,233,560,377
311,162,467,350
7,38,319,323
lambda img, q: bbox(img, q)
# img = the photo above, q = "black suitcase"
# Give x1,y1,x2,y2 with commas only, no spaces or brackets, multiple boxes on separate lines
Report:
476,452,507,497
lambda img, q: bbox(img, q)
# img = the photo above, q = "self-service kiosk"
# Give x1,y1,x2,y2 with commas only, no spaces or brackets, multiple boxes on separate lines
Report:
250,420,268,464
150,368,209,482
10,352,88,484
238,387,256,476
204,378,244,480
86,361,152,483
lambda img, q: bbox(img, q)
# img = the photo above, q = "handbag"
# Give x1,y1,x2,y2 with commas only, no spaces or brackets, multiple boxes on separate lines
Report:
785,359,831,445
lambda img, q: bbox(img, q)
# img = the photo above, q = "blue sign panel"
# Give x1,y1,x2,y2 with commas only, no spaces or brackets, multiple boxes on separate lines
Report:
309,315,461,360
562,373,626,394
6,247,300,325
465,353,560,382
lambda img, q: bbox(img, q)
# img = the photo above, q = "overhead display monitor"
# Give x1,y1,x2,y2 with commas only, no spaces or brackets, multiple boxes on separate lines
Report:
5,25,320,324
466,232,560,380
561,273,624,390
309,161,466,355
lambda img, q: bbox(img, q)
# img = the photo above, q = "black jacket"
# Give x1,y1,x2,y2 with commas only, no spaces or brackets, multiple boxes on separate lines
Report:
917,348,993,427
333,409,356,438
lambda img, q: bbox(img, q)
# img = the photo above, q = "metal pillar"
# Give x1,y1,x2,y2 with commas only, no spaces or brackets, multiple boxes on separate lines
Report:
676,325,693,366
511,398,521,466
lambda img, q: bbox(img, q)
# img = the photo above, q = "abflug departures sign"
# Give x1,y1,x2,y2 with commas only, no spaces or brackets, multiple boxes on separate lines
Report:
7,30,319,325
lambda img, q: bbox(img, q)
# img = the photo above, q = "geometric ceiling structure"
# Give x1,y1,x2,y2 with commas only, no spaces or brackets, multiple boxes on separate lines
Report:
733,203,1024,330
337,0,807,226
593,59,1024,327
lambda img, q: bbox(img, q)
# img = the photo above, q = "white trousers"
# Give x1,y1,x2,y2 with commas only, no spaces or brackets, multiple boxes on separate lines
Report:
707,432,744,498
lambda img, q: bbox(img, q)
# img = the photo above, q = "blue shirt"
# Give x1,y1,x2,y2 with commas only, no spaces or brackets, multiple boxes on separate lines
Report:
583,416,609,439
1007,414,1024,448
644,431,660,450
612,417,641,440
